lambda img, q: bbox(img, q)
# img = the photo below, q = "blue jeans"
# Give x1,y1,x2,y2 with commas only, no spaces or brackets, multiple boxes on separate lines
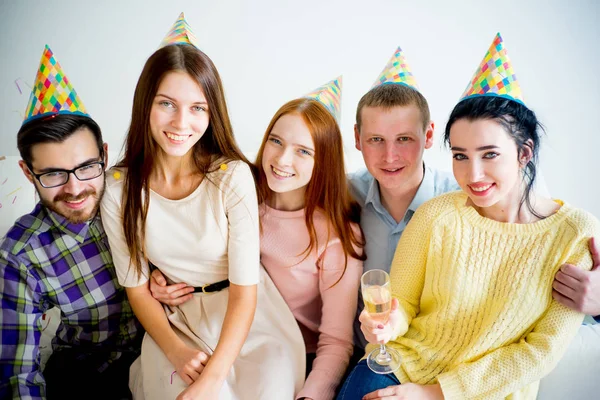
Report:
336,360,401,400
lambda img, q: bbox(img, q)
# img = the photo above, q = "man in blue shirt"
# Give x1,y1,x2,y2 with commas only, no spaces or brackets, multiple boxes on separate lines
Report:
348,82,459,348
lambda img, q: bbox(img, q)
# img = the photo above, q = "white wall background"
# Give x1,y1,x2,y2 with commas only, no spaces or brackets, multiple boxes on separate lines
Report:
1,0,599,234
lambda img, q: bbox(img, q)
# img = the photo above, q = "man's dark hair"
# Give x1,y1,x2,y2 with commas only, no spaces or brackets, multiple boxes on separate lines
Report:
17,114,104,165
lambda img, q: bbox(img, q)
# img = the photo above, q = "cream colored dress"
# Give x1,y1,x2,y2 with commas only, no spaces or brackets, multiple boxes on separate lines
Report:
100,161,305,400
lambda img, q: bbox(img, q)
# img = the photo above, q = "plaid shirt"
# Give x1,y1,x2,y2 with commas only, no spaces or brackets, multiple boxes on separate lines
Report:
0,203,142,399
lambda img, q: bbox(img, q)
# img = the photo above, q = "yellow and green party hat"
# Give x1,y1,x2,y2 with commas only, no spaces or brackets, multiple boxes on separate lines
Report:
304,76,343,121
460,33,524,105
159,12,200,49
23,45,88,125
372,46,419,90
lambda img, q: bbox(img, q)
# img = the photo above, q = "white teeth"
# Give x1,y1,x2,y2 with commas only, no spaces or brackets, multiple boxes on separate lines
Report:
272,166,293,178
66,198,86,204
471,184,492,192
166,132,188,142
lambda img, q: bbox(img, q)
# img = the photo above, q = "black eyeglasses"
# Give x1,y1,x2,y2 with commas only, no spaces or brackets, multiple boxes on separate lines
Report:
29,161,106,188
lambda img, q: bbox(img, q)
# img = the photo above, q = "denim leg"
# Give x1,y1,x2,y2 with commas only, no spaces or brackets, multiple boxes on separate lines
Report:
336,360,400,400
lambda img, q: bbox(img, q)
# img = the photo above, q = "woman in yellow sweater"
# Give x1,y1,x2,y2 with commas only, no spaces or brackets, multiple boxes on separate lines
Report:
337,34,600,400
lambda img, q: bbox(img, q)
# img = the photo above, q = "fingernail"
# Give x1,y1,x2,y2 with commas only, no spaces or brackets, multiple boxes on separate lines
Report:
377,324,384,329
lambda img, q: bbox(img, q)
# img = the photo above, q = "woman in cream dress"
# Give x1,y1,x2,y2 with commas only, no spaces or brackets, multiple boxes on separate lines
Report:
100,43,304,399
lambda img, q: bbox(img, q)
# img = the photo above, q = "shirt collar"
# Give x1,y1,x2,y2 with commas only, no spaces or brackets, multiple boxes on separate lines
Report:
407,164,436,213
364,174,380,208
45,205,95,243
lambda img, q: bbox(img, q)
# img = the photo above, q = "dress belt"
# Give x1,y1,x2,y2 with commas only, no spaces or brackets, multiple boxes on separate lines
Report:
148,262,230,294
193,279,230,293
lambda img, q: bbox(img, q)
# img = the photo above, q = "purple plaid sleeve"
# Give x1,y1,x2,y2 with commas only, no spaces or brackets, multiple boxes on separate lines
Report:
0,252,46,399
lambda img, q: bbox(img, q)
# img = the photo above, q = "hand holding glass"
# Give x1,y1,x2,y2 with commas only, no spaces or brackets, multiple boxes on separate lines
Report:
361,269,401,374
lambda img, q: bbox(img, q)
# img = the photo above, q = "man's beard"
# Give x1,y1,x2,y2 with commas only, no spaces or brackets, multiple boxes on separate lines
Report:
37,181,106,225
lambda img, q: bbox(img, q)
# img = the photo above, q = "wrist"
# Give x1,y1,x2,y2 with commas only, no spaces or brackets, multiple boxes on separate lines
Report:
201,362,229,382
165,340,186,362
391,316,408,340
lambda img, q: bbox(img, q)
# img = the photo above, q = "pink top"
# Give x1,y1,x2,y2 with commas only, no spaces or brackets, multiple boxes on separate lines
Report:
260,205,363,400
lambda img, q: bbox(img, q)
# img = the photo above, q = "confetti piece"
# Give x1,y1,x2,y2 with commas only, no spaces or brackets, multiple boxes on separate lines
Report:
220,163,228,171
40,315,52,332
170,370,177,384
15,79,22,94
12,196,17,204
1,178,7,185
6,187,22,197
15,78,32,90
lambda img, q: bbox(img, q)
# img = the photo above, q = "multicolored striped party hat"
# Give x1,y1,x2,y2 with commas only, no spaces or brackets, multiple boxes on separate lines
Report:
304,76,343,121
23,45,89,125
159,12,200,49
372,47,419,90
460,33,524,105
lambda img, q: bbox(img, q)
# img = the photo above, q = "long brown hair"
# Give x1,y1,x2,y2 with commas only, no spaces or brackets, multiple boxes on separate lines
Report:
119,44,250,278
254,98,366,281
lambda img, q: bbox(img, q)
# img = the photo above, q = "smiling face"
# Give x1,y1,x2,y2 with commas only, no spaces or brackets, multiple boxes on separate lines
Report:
19,128,107,224
261,113,315,210
450,118,526,209
149,71,210,160
355,104,433,194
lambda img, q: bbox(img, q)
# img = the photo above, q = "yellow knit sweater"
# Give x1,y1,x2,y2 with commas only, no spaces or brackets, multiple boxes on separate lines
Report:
379,191,599,400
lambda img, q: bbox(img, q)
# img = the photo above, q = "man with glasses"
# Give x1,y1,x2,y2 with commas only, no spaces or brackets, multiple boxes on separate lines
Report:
0,46,142,400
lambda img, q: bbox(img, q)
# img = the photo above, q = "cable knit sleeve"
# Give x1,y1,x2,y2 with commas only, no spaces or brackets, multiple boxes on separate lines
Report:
387,200,440,339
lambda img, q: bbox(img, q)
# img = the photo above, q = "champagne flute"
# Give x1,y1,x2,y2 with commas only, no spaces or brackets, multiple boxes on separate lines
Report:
361,269,401,374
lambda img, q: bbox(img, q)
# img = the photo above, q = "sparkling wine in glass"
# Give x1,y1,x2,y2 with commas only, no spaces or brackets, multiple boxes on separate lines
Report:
361,269,401,374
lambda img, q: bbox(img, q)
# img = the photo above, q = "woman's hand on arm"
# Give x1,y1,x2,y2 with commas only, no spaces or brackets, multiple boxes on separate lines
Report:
126,284,209,385
179,282,257,399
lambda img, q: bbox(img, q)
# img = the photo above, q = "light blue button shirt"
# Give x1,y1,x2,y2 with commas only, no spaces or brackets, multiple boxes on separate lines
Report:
348,164,459,348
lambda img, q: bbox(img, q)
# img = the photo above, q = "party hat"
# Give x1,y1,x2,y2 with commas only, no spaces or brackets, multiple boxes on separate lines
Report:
23,45,88,125
159,12,200,49
304,76,343,121
460,33,524,104
372,47,419,90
